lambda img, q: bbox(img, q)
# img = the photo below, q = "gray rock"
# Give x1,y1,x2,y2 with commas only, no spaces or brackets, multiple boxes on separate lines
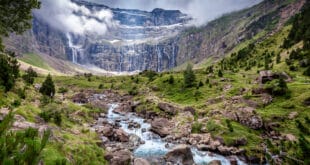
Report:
165,144,194,165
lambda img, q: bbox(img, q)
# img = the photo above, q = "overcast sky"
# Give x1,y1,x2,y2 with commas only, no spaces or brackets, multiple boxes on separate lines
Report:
34,0,262,35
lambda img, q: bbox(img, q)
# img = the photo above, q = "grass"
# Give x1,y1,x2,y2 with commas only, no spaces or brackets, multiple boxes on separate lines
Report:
19,53,52,70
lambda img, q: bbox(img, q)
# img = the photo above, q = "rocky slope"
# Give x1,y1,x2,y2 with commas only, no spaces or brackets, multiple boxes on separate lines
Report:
4,0,305,73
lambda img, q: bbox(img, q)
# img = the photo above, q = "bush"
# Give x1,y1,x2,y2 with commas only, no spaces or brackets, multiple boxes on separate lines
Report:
168,75,174,84
58,87,68,94
264,78,288,96
183,64,196,88
40,74,55,98
22,67,37,85
226,119,234,132
54,112,62,126
0,52,19,92
191,122,203,133
98,84,104,89
17,88,26,99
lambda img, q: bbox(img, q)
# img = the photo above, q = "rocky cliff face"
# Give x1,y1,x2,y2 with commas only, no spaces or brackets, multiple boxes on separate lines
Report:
4,0,305,72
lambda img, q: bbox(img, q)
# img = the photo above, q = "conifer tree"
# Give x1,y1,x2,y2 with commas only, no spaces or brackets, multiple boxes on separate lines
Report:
183,64,196,88
40,74,56,98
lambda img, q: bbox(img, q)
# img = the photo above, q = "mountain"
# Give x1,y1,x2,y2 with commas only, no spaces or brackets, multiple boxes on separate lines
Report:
4,0,305,73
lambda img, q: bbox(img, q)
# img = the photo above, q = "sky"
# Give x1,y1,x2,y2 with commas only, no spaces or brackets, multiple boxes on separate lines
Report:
34,0,262,35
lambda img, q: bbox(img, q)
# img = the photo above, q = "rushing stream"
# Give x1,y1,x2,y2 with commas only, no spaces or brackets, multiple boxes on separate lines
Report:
105,104,247,165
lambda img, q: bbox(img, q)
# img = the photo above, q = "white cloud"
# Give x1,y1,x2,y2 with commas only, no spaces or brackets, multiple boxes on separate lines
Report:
90,0,262,25
34,0,118,35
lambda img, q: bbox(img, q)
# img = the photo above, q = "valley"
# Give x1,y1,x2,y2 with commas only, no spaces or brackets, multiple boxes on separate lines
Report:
0,0,309,165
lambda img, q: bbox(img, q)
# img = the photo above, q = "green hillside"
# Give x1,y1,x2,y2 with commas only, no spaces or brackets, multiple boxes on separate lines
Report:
0,0,309,164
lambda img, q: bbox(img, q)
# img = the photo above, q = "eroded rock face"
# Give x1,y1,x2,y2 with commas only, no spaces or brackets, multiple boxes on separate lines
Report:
150,118,172,137
165,145,194,165
230,107,263,129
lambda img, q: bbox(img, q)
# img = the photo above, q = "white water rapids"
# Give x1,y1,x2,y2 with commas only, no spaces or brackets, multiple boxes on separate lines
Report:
105,104,247,165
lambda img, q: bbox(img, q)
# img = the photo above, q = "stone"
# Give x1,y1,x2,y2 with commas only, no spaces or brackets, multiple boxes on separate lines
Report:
134,158,150,165
183,106,196,115
285,134,297,142
72,93,88,104
189,134,211,145
158,103,178,116
114,129,129,142
165,145,194,165
150,118,171,137
228,157,238,165
101,125,113,137
104,150,132,165
288,111,298,119
208,160,221,165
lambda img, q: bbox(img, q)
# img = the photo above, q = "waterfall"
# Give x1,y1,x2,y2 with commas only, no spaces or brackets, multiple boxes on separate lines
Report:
67,33,83,64
171,43,176,69
156,45,162,72
119,47,123,72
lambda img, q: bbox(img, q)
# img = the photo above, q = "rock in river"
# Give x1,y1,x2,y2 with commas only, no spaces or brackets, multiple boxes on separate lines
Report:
165,144,194,165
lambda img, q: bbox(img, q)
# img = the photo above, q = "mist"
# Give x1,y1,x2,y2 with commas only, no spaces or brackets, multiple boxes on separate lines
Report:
34,0,118,35
90,0,262,25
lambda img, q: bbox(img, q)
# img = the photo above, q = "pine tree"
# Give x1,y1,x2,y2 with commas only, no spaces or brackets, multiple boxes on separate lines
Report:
0,111,50,164
40,74,55,98
168,75,174,84
183,64,196,88
218,69,223,77
0,52,19,91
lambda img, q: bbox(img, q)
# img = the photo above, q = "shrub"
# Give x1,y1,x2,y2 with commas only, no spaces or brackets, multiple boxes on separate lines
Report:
168,75,174,84
40,74,55,98
264,78,288,96
58,87,68,94
226,119,234,132
22,67,37,85
183,64,196,88
191,122,203,133
98,84,104,89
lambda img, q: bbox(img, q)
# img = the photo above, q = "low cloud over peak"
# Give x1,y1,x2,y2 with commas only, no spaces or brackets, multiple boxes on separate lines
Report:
34,0,118,35
89,0,262,25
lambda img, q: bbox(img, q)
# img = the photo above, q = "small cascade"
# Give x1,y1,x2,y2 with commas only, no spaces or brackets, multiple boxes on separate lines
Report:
67,33,83,64
156,45,162,72
119,47,123,72
171,43,176,69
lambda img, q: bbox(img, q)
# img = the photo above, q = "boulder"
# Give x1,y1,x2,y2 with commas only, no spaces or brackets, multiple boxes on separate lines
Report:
285,134,297,142
233,107,263,129
208,160,221,165
165,145,194,165
288,111,298,119
134,158,150,165
233,137,247,146
101,125,113,137
114,129,129,142
158,103,178,116
188,134,211,145
228,157,238,165
184,106,196,115
104,150,132,165
72,93,88,104
150,118,171,137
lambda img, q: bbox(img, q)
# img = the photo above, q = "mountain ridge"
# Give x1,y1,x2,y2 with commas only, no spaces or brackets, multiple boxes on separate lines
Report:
3,0,305,74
